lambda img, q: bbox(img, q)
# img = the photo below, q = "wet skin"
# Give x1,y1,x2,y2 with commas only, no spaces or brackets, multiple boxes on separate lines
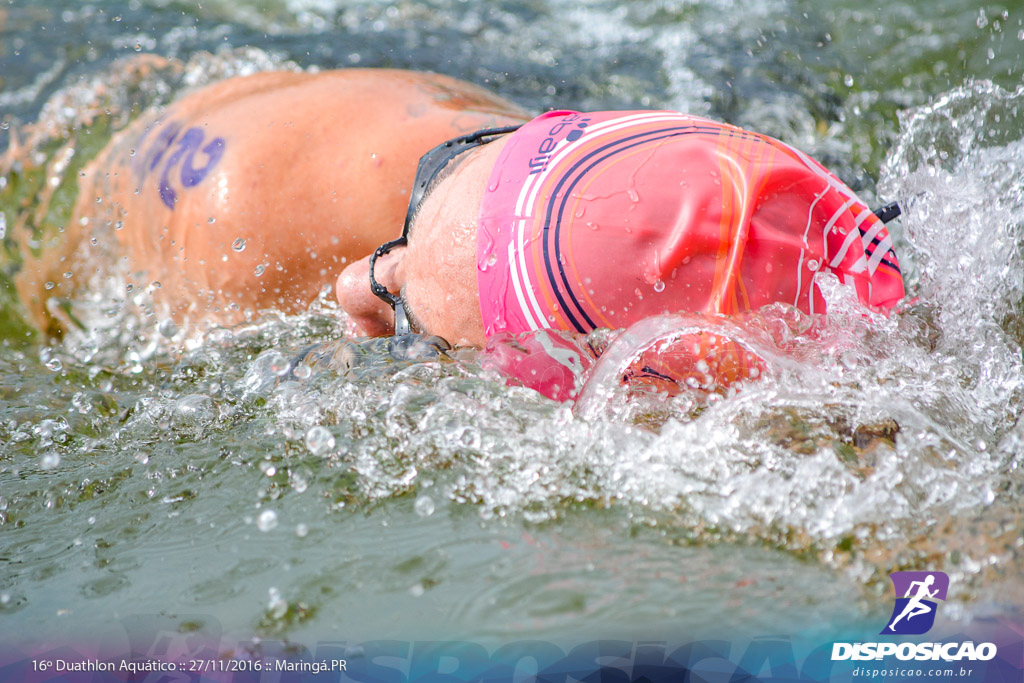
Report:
18,68,529,334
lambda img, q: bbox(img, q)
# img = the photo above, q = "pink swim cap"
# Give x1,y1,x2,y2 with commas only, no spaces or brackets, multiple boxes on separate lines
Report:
476,110,905,338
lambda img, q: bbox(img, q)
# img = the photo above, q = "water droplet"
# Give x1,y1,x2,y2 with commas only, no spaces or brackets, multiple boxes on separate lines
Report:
40,452,61,469
304,426,335,456
976,9,988,29
843,74,854,87
45,358,63,372
266,351,289,376
208,217,216,224
0,593,9,605
0,120,9,130
126,283,134,292
296,523,309,538
232,238,246,252
157,318,178,338
627,187,639,203
257,509,278,532
807,259,820,271
134,451,149,464
114,221,123,230
254,264,266,277
44,281,55,290
267,587,288,618
133,43,142,52
409,583,425,597
63,271,73,279
414,495,435,517
653,279,666,293
293,363,312,379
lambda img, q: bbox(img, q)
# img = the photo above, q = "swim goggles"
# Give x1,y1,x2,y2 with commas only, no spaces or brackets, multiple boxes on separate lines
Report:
368,125,522,335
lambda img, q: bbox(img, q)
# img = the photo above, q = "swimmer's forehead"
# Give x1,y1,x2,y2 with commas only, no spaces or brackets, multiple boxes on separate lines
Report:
408,137,512,241
407,146,478,240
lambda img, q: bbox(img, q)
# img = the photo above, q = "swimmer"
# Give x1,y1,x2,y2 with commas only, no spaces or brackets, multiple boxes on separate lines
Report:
337,108,905,348
21,68,904,395
332,105,905,397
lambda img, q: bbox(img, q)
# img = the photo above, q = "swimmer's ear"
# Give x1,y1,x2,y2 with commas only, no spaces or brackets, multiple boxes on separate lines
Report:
388,333,452,360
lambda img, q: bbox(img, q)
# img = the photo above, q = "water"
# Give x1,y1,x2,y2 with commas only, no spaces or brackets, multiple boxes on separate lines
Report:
1,0,1023,654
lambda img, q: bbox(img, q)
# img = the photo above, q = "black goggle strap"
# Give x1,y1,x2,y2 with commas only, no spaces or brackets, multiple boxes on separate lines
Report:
872,201,901,224
368,236,409,334
368,236,406,303
401,125,524,232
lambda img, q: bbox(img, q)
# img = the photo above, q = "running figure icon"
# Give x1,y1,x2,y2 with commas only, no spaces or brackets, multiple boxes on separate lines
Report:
888,575,938,631
882,571,949,635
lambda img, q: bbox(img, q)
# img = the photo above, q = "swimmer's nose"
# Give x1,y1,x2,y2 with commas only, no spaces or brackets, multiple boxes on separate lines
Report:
336,253,397,337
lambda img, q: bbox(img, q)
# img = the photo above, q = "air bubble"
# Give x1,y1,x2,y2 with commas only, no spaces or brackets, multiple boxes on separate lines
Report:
305,426,335,456
157,318,178,338
44,282,55,291
293,364,312,379
257,509,278,532
254,264,266,277
296,523,309,538
653,279,666,293
267,587,287,618
40,452,61,469
45,358,63,372
414,495,435,517
232,238,246,252
266,351,289,376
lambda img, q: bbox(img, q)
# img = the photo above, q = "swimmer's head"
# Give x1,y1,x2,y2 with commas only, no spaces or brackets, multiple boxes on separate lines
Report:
335,127,515,346
336,111,906,345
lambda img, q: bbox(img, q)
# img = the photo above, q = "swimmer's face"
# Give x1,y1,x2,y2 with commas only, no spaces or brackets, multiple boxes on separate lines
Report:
335,137,509,347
